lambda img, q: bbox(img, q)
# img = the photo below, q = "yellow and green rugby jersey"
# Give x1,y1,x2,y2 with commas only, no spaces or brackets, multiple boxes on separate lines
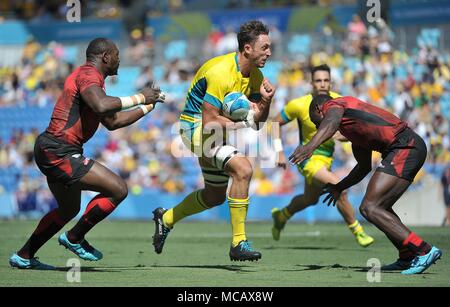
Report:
180,52,264,123
280,91,341,157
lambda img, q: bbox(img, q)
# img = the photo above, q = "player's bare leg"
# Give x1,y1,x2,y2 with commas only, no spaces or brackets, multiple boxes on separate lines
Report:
69,162,127,239
10,180,82,269
152,156,228,254
225,156,261,261
272,167,374,246
286,183,322,214
381,208,416,270
360,171,441,274
360,172,412,242
271,182,321,240
58,161,128,261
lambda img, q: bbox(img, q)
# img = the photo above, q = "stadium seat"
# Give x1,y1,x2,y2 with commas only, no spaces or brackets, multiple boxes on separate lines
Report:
61,45,79,63
261,61,282,84
287,34,311,56
164,40,187,61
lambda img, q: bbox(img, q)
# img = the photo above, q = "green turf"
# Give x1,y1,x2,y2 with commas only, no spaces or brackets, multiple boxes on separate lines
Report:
1,220,449,287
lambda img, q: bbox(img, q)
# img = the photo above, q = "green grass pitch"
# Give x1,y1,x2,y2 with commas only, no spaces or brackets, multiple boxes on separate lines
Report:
1,220,449,287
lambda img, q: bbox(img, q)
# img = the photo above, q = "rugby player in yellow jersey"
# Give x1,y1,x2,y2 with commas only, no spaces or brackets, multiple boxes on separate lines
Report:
271,64,374,247
152,20,275,261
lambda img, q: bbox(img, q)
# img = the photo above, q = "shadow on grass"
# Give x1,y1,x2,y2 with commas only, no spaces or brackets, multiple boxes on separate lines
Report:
51,264,254,273
51,266,123,273
151,264,254,272
280,263,370,272
265,246,336,251
265,245,371,252
281,263,437,275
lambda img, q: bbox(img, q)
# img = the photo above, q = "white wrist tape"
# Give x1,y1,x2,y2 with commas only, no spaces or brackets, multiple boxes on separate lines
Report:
158,91,166,102
120,93,146,109
139,104,153,115
273,138,283,152
245,110,256,129
234,121,249,130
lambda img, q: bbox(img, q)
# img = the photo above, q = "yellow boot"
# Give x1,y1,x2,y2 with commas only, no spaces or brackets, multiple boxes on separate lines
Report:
349,220,374,247
271,207,290,241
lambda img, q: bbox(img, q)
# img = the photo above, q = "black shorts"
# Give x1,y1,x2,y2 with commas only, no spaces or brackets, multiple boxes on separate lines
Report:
34,132,94,186
377,128,427,182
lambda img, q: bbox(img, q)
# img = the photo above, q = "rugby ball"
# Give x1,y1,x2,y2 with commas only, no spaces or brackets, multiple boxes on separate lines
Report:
222,92,250,121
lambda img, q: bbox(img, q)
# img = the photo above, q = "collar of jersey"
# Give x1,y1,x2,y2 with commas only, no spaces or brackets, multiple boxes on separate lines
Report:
234,52,240,72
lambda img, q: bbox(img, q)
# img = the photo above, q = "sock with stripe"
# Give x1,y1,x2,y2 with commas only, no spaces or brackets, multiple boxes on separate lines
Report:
348,220,364,235
278,207,292,223
403,232,432,256
228,196,249,247
163,190,210,228
18,209,67,259
68,194,117,243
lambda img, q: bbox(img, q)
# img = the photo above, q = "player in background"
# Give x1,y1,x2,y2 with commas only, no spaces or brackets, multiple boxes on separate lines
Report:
289,94,442,274
9,38,165,269
440,165,450,226
271,64,374,247
152,20,275,261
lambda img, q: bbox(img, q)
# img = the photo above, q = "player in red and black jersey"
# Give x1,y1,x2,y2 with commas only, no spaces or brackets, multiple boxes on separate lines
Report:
289,95,442,275
9,38,165,270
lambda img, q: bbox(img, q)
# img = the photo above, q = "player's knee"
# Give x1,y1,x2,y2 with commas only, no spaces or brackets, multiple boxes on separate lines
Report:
359,203,377,220
231,164,253,183
114,180,128,203
201,187,227,208
208,195,227,207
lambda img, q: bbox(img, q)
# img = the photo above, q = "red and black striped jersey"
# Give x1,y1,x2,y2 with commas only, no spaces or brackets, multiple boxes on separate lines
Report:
46,62,105,147
321,96,407,153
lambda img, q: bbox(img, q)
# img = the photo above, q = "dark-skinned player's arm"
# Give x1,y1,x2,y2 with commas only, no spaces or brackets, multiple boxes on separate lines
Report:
100,98,164,131
321,144,372,207
80,83,164,116
288,107,344,165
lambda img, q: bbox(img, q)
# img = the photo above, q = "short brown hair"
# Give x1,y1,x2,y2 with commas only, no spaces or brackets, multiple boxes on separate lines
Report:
237,20,269,52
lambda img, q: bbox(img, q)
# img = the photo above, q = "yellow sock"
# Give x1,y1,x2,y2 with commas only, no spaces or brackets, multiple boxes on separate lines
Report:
348,220,363,235
163,190,209,228
279,207,292,223
228,196,249,247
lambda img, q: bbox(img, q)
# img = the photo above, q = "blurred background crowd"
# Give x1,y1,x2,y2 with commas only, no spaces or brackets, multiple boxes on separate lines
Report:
0,0,449,222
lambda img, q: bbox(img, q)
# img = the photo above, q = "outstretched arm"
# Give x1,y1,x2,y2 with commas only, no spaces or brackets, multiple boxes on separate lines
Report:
322,144,372,206
335,144,372,191
100,102,161,131
288,107,344,164
81,83,164,116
